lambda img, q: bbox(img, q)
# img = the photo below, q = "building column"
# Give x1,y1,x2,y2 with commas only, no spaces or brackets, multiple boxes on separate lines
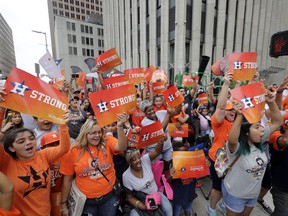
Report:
119,0,126,70
160,0,169,73
256,0,267,68
215,0,226,60
225,0,236,54
203,0,214,65
190,0,202,72
125,0,132,69
132,0,139,67
234,0,245,51
139,0,147,68
174,0,187,75
242,0,253,52
149,1,157,66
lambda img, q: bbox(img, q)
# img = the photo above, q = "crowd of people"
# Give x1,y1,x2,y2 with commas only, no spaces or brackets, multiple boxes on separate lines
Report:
0,66,288,216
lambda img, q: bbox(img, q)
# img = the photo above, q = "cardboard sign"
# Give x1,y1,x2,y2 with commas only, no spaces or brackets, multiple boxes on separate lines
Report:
95,48,122,73
50,70,66,89
124,68,145,84
75,72,87,88
198,93,208,105
225,52,257,80
168,123,188,137
152,81,167,95
230,82,266,123
136,121,165,150
182,75,199,87
1,68,68,124
162,85,184,108
39,50,62,79
172,150,209,179
89,84,137,127
212,59,225,76
126,130,140,148
102,75,129,89
151,69,168,83
145,65,157,82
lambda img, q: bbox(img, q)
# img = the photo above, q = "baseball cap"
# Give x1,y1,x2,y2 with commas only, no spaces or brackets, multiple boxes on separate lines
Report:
69,96,80,102
40,132,60,147
225,101,234,110
139,100,153,112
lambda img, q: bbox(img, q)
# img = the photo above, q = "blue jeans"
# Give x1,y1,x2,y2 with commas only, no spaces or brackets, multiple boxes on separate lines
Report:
130,192,172,216
173,201,193,216
82,191,119,216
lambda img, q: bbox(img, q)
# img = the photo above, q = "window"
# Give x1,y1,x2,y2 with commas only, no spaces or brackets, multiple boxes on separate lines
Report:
64,0,68,2
73,47,77,55
81,24,84,32
82,16,85,20
85,26,89,33
70,6,74,11
81,37,85,44
81,9,85,13
98,39,102,47
52,1,57,6
86,37,90,45
98,50,102,55
81,2,84,7
90,38,93,45
91,49,94,57
69,47,73,55
53,9,58,14
97,28,101,35
76,8,80,12
76,1,79,6
96,0,99,3
68,34,72,43
73,35,76,43
82,48,86,56
65,12,69,17
76,14,80,19
89,26,93,34
66,22,71,30
86,3,90,8
96,6,99,11
71,13,75,18
70,0,74,3
87,49,90,56
102,40,104,47
87,10,90,15
72,23,76,31
59,10,64,15
65,5,69,9
91,5,94,10
59,3,63,8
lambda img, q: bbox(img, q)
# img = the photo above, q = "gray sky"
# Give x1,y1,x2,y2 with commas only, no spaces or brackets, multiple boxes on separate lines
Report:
0,0,51,76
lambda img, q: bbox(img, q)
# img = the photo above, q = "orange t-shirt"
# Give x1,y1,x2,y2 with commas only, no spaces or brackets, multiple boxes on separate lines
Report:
269,131,284,151
208,114,234,161
0,206,20,216
283,96,288,110
154,104,166,112
0,125,70,216
60,136,118,198
131,108,145,127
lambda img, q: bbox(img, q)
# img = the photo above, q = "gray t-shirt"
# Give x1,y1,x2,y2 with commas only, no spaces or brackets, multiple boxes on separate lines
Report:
122,154,158,194
33,124,59,150
141,110,172,151
224,126,270,199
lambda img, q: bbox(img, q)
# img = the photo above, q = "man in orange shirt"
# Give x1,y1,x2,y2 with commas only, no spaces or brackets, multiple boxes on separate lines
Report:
207,72,235,216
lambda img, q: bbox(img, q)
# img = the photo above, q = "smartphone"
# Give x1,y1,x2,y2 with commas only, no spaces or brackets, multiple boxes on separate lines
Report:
71,73,79,78
148,198,157,209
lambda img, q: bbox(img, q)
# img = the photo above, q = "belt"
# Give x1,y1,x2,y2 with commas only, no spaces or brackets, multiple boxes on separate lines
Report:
87,190,113,201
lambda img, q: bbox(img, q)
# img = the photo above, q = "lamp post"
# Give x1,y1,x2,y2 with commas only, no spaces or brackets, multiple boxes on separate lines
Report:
32,30,48,51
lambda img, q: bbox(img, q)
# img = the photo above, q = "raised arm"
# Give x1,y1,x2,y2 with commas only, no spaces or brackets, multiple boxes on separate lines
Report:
0,172,14,211
148,137,165,161
275,76,288,109
114,113,129,152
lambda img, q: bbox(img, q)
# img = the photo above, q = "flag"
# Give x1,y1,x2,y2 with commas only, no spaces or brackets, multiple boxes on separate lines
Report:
55,58,63,66
39,51,62,79
71,66,82,74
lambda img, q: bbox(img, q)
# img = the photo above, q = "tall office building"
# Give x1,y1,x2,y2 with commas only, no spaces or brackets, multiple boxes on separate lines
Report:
103,0,288,85
0,13,16,78
47,0,104,78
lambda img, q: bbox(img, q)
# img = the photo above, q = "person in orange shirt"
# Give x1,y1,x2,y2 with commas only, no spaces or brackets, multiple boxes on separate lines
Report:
206,72,235,216
0,172,20,216
60,113,128,216
0,112,70,216
153,94,167,111
40,132,63,216
131,94,145,127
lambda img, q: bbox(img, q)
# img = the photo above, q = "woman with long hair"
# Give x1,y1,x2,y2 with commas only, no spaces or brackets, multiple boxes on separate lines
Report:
0,110,24,141
60,113,128,216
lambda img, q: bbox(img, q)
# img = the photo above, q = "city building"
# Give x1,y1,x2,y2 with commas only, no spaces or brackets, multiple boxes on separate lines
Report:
103,0,288,85
0,13,16,78
47,0,104,78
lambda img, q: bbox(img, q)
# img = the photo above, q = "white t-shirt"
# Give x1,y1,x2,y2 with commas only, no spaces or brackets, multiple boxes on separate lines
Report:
122,154,158,194
141,110,172,151
224,126,270,199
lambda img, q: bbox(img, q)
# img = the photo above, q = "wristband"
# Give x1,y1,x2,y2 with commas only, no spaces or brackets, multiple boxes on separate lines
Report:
117,125,123,129
135,200,140,209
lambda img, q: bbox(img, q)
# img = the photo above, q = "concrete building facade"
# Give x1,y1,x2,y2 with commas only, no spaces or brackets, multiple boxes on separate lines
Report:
103,0,288,85
0,13,16,77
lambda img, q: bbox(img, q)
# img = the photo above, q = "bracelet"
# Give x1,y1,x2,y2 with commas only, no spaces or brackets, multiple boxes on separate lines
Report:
117,125,123,129
135,200,141,209
60,200,67,204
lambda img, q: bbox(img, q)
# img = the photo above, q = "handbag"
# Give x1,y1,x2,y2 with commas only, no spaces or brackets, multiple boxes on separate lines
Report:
67,180,86,216
214,144,240,178
86,147,123,196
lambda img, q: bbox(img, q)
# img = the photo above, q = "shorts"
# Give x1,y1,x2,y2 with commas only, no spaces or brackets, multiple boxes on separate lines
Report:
208,157,223,191
222,182,257,213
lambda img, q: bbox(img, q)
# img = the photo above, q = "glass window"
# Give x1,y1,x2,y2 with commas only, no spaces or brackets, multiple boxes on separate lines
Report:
65,5,69,9
65,11,69,17
81,2,84,7
69,47,73,55
73,47,77,55
71,13,75,18
98,50,102,55
97,28,101,35
90,38,93,45
76,14,80,19
81,36,85,44
82,16,85,20
87,49,90,56
86,37,90,45
76,1,79,6
89,26,93,34
59,3,63,8
81,24,84,32
70,6,74,11
70,0,74,3
59,10,64,15
82,48,86,56
66,22,71,30
73,35,76,43
76,8,80,12
85,26,89,33
91,49,94,57
68,34,72,43
98,39,101,47
72,23,76,31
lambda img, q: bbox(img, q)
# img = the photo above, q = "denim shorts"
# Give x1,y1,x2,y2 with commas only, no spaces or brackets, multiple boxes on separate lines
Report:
222,182,257,213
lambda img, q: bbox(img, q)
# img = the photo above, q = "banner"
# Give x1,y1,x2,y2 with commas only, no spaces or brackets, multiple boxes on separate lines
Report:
136,121,165,150
152,81,166,95
230,82,266,123
162,85,184,108
95,48,122,73
127,130,140,148
168,123,188,137
198,93,208,105
89,84,137,127
124,68,145,84
39,51,62,79
151,69,168,83
145,65,157,82
1,68,68,124
182,75,199,87
225,52,257,80
50,70,65,89
75,72,87,88
172,150,209,179
102,75,129,89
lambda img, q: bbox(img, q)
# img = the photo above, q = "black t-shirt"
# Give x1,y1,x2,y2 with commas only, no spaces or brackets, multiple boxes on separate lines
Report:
67,108,87,139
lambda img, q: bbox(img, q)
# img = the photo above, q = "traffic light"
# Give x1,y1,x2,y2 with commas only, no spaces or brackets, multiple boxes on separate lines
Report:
269,30,288,58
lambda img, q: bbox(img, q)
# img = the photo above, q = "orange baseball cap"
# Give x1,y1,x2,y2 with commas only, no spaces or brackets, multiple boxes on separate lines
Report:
40,132,60,146
225,101,234,110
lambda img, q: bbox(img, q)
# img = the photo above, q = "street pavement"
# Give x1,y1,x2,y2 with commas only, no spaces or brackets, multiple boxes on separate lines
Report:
192,177,273,216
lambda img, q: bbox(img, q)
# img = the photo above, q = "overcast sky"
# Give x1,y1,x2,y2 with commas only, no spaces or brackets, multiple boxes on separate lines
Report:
0,0,51,76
